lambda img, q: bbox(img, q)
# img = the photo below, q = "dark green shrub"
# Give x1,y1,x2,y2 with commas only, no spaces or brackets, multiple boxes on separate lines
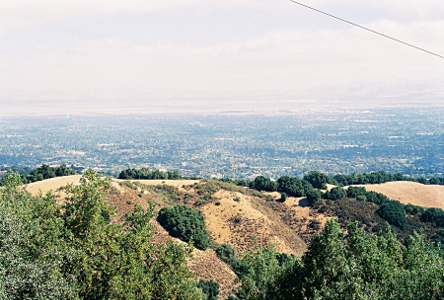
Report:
157,205,211,250
325,187,346,200
216,243,238,266
347,186,367,198
405,204,425,216
421,208,444,227
431,229,444,250
280,192,288,202
250,176,278,192
277,176,304,196
303,171,331,189
377,200,407,229
306,189,322,206
356,195,367,202
197,279,219,300
364,191,389,205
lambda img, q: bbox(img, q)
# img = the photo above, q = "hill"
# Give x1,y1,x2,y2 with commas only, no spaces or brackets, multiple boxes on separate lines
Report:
24,176,311,299
23,174,444,299
360,181,444,209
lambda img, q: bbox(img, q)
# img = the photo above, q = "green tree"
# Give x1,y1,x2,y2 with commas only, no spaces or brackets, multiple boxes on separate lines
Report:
251,176,278,192
157,205,211,250
325,186,346,200
306,189,322,206
377,200,407,229
198,279,219,300
277,176,304,196
216,243,238,266
303,171,331,189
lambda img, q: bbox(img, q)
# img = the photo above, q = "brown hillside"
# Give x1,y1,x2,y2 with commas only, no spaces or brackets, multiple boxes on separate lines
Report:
201,190,307,257
360,182,444,209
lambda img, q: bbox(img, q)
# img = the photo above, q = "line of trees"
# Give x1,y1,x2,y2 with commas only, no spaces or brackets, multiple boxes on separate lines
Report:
333,170,444,186
0,164,81,185
118,167,182,180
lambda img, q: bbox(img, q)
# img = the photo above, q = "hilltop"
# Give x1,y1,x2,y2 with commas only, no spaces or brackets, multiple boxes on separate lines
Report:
359,181,444,209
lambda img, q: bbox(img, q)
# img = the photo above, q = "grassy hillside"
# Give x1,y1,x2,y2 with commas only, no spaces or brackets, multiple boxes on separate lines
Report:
13,171,444,299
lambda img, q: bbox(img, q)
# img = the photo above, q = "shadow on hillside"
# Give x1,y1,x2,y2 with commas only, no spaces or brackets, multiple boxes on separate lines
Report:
299,198,310,207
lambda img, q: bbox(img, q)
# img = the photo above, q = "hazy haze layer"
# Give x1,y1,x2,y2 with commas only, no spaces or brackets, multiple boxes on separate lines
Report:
1,0,444,116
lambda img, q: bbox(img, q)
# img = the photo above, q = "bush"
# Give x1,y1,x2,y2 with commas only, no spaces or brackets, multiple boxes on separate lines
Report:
277,176,304,197
216,243,238,266
325,187,346,200
306,189,322,206
303,171,331,189
347,186,367,199
197,280,219,300
250,176,278,192
405,203,425,216
265,195,275,201
280,192,288,202
157,205,211,250
377,200,407,229
421,208,444,227
364,191,389,205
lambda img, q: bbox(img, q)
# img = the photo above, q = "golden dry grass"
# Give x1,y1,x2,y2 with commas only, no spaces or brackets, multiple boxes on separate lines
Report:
118,179,200,187
361,181,444,209
201,190,306,257
26,175,82,198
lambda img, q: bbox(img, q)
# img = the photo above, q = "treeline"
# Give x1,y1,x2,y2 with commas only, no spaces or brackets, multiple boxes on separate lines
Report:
221,171,336,198
118,167,184,180
333,170,444,186
0,164,78,185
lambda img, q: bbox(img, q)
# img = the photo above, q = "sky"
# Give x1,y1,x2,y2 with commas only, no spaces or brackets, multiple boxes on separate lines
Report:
1,0,444,116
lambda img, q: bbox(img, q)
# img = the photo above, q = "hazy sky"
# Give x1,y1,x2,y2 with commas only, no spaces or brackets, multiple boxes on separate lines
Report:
1,1,444,116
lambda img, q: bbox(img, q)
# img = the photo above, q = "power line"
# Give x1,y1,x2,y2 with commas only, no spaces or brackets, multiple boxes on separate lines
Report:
288,0,444,59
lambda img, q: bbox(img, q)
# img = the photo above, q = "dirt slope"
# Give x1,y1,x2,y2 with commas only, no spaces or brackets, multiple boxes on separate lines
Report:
361,181,444,209
201,190,307,257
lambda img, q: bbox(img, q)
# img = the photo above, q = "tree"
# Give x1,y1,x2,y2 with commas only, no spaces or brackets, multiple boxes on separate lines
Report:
377,200,407,229
0,170,203,300
277,176,305,197
55,164,75,177
303,171,331,189
251,176,278,192
157,205,211,250
325,187,346,200
216,243,238,266
306,189,321,206
198,280,219,300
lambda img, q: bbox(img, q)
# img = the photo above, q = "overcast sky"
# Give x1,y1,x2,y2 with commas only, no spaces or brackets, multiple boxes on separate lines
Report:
1,0,444,116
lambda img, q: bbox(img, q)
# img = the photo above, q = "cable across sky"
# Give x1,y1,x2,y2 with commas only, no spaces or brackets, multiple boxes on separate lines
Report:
289,0,444,59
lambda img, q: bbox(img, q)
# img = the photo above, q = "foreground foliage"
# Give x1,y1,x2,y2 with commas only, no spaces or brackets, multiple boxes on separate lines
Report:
0,171,203,300
235,219,444,300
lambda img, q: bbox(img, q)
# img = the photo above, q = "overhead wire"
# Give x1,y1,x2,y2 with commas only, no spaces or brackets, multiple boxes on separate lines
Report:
288,0,444,59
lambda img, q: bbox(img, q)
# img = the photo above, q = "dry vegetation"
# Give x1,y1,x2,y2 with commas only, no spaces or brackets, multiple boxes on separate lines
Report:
361,181,444,209
27,177,444,299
